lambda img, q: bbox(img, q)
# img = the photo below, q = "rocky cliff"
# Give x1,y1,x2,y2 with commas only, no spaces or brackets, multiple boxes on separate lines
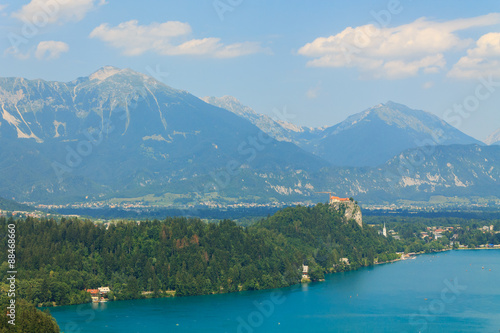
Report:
330,201,363,228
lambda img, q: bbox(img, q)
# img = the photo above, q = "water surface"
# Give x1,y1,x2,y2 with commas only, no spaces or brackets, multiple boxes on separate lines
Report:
50,250,500,332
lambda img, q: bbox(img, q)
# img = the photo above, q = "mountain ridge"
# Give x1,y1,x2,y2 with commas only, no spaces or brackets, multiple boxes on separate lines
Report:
0,67,498,206
0,67,328,203
201,95,324,143
314,101,482,166
203,97,483,167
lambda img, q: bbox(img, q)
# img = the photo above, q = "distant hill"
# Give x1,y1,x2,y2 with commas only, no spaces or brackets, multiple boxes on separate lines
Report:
124,144,500,206
312,144,500,204
0,197,33,211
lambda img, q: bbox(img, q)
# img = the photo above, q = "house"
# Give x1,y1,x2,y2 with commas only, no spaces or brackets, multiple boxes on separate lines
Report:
86,289,100,303
302,264,309,279
98,287,110,294
87,288,111,303
329,196,350,204
86,289,99,296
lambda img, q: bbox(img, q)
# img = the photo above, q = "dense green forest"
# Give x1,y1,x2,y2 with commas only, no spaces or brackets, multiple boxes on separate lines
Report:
365,215,500,251
0,204,398,311
364,215,500,228
254,204,400,275
2,203,497,332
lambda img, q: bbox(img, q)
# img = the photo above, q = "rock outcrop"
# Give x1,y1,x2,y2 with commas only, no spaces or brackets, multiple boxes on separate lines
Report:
330,201,363,228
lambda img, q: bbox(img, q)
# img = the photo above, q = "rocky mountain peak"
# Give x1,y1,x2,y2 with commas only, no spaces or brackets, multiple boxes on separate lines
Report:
485,128,500,145
89,66,123,81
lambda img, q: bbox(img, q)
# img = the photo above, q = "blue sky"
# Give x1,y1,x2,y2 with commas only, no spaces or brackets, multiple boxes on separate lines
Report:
1,0,500,141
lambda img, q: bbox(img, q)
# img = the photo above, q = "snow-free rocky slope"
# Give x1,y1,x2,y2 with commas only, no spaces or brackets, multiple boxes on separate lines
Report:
0,67,498,205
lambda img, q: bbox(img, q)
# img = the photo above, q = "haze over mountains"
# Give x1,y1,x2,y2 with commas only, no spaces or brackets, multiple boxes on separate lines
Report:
0,66,498,206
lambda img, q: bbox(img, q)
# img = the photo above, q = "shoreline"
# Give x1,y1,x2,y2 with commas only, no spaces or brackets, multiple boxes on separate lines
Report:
372,246,500,266
456,247,500,250
39,247,500,309
374,248,451,266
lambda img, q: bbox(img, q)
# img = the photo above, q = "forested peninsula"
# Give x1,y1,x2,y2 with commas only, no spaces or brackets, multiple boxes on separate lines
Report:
0,203,409,331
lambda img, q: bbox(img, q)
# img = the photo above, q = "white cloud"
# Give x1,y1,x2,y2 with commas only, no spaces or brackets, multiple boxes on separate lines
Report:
35,41,69,59
89,20,266,58
0,4,7,11
12,0,105,25
4,47,31,59
448,32,500,79
298,13,500,79
380,54,446,79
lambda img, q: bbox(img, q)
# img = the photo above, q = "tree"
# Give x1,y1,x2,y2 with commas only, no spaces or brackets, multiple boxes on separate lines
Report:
309,266,325,281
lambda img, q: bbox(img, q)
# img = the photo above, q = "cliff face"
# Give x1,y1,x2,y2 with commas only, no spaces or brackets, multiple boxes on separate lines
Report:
330,201,363,227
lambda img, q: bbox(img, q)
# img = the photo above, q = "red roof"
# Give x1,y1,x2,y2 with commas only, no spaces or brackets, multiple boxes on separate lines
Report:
330,196,350,202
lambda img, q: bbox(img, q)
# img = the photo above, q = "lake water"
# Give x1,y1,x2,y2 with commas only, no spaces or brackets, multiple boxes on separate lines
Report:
50,250,500,333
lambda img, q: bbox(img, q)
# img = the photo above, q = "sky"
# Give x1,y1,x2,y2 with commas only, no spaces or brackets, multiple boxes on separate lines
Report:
1,0,500,141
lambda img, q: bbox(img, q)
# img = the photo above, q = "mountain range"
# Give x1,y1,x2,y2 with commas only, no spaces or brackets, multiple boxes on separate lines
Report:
0,66,498,207
201,95,324,148
0,66,324,203
203,97,482,167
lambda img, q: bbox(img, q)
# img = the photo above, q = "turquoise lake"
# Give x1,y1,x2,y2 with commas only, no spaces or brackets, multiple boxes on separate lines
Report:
50,250,500,332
